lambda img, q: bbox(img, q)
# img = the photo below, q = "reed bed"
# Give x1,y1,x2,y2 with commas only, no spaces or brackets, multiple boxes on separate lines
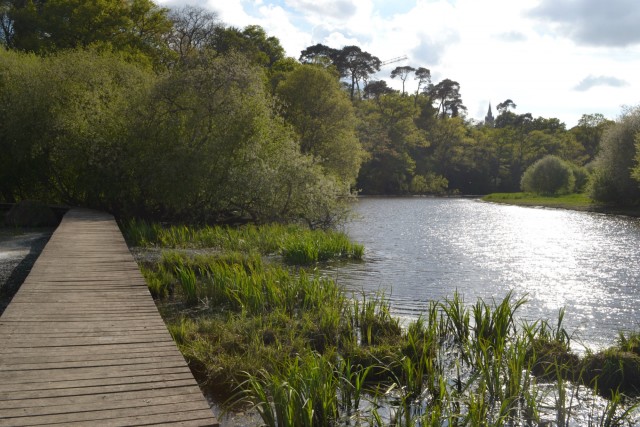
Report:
122,219,364,264
129,221,640,427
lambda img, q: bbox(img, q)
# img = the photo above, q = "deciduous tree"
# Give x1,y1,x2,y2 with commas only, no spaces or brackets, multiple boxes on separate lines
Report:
276,64,363,185
590,106,640,204
1,0,172,67
212,25,285,67
571,113,613,162
166,5,219,64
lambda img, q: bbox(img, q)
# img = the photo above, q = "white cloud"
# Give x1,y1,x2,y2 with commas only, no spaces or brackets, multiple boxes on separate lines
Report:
156,0,640,127
285,0,358,20
201,1,254,27
574,75,630,92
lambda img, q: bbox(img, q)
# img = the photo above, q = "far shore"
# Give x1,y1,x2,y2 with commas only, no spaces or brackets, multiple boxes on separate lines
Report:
481,192,640,217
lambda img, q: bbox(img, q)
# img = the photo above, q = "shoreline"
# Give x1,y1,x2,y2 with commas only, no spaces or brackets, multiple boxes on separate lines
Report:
480,193,640,218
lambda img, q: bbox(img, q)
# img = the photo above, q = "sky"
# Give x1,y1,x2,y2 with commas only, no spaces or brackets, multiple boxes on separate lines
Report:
156,0,640,128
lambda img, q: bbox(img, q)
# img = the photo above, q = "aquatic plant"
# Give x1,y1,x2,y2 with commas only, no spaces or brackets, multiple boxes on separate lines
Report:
131,223,640,426
121,220,363,264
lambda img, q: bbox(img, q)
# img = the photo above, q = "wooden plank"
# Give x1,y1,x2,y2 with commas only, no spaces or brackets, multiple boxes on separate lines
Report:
0,400,212,426
0,372,198,394
0,378,201,400
1,355,191,376
0,208,218,426
1,392,206,417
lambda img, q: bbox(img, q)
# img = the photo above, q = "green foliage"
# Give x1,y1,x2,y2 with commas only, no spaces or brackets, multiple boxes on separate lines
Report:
568,162,590,192
581,350,640,397
142,231,640,426
632,130,640,185
2,0,173,68
211,24,285,68
122,220,363,264
520,155,576,196
0,46,354,225
276,64,363,185
427,78,466,118
590,106,640,205
133,51,352,225
571,113,614,162
409,173,448,195
280,232,364,264
0,48,153,206
0,49,49,201
356,92,429,194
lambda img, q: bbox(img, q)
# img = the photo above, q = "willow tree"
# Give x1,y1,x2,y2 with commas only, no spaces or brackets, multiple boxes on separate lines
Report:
132,52,350,225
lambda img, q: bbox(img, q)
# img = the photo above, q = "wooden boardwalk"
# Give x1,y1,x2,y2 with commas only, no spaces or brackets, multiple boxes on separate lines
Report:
0,209,218,426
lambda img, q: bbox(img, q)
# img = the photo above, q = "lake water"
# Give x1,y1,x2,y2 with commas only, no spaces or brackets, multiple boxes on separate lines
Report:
326,197,640,351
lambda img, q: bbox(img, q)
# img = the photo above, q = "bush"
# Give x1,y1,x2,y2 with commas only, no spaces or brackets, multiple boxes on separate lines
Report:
0,49,355,226
520,155,575,195
588,168,621,203
568,163,590,193
410,173,449,195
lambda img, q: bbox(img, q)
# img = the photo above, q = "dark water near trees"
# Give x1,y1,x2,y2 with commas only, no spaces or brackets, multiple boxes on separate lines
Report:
327,197,640,351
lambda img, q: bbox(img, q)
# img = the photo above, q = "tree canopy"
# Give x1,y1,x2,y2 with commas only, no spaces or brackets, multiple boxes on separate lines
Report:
1,3,635,221
1,0,173,67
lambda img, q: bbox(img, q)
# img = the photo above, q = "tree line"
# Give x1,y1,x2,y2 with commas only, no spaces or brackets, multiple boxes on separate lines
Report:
296,40,640,204
1,1,639,226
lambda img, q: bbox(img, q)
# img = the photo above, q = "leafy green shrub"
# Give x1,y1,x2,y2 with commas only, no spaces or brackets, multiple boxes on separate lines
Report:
409,173,448,195
520,155,575,195
590,106,640,205
588,168,622,203
568,163,590,193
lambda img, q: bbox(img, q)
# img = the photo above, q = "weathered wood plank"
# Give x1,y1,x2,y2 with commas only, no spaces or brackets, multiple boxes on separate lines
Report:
0,400,211,426
0,387,205,410
1,392,206,418
0,208,218,426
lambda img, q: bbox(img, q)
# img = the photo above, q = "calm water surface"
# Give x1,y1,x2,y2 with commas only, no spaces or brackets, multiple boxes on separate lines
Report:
328,197,640,350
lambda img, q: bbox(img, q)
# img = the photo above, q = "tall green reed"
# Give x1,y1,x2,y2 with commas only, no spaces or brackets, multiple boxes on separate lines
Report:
122,219,363,263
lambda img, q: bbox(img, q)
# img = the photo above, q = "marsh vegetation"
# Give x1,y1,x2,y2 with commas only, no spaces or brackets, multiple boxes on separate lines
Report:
124,220,640,427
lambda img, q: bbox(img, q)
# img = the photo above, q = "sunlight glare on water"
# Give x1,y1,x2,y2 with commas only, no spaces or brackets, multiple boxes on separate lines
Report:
329,197,640,350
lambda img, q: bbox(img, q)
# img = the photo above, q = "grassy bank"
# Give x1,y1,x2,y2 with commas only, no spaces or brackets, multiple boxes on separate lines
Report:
482,192,640,217
123,220,640,426
482,192,594,209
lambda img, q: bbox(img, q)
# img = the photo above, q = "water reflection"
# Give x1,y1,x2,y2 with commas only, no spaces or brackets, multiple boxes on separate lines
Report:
326,197,640,350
